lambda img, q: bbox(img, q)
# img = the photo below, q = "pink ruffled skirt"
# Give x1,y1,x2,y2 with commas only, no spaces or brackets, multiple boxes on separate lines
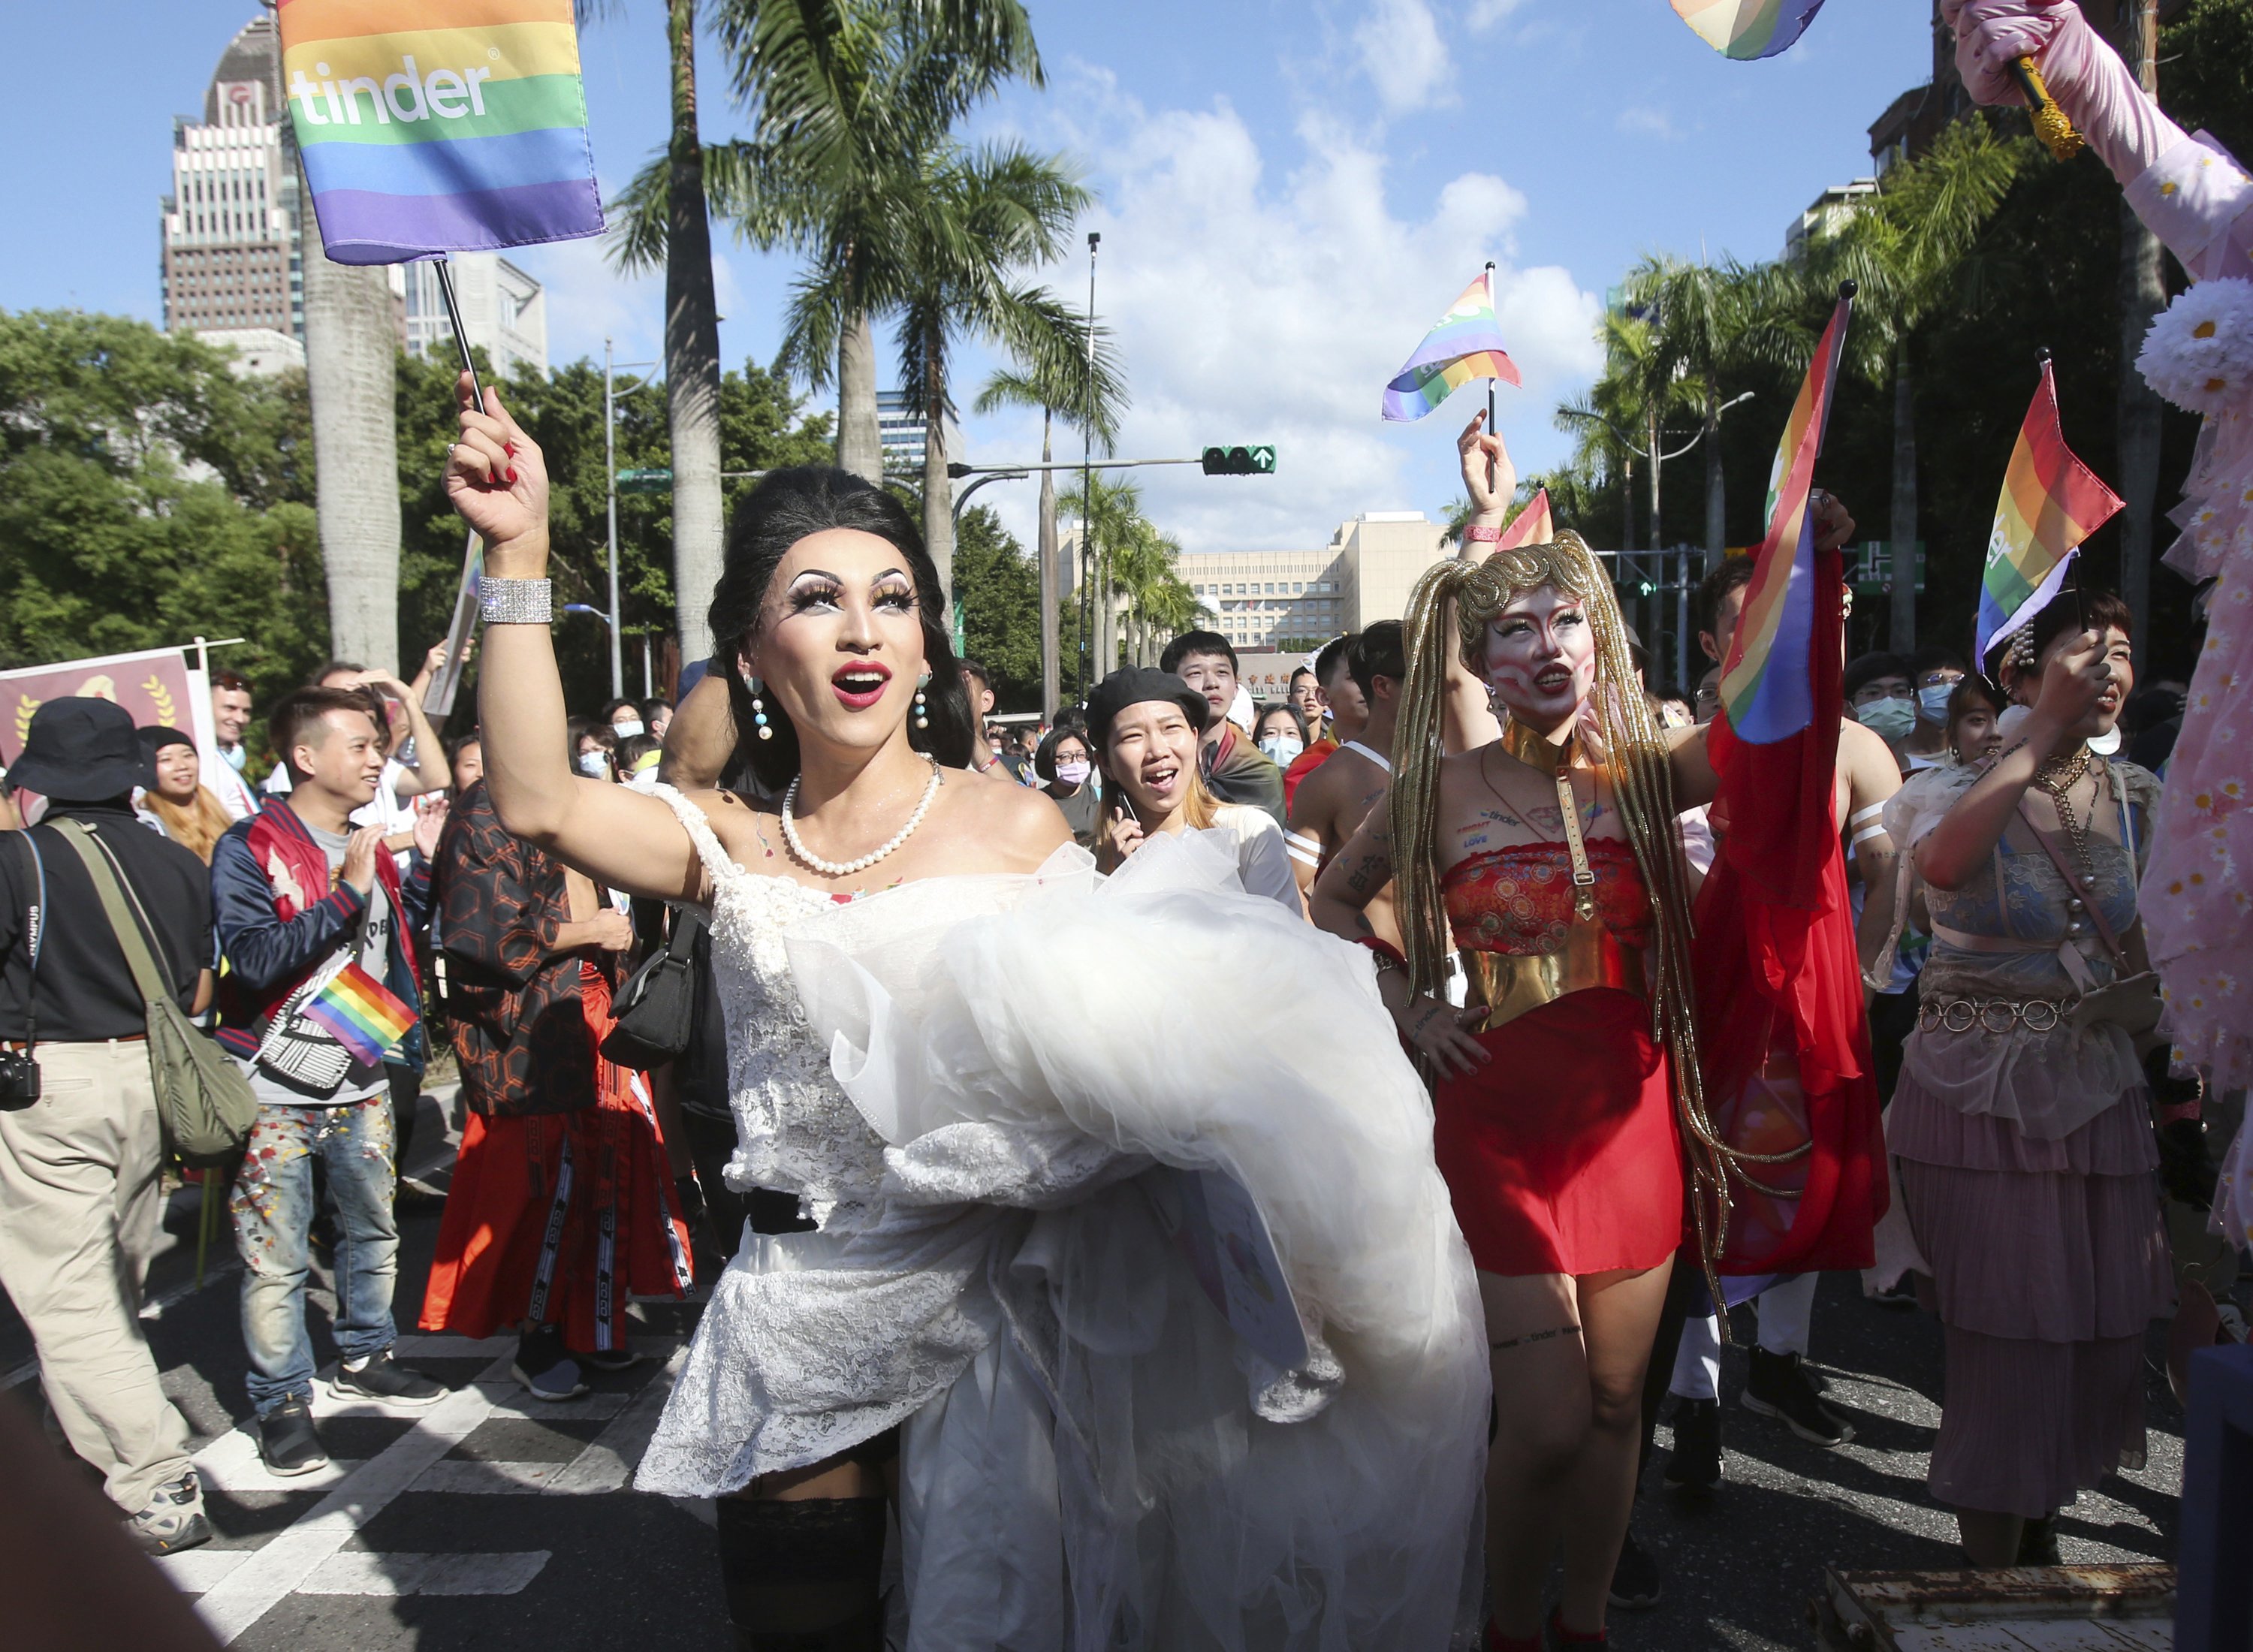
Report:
1890,1076,2172,1519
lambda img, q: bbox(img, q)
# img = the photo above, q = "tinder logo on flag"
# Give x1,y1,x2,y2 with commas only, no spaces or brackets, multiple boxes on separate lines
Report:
288,59,493,125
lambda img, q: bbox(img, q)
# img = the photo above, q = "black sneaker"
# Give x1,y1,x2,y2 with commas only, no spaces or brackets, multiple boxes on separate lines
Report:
127,1471,214,1554
512,1325,590,1402
1606,1525,1662,1611
2016,1513,2062,1566
1742,1348,1853,1446
580,1345,641,1373
257,1400,331,1477
1663,1397,1724,1494
330,1350,446,1405
1868,1278,1919,1312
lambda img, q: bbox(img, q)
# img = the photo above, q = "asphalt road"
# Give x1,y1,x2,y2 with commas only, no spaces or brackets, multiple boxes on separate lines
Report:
2,1089,2190,1650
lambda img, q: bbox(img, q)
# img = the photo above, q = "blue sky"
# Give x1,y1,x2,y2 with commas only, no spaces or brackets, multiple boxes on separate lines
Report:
1,0,1928,559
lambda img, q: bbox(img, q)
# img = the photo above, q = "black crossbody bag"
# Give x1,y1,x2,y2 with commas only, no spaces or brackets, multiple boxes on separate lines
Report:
599,908,705,1069
0,832,45,1109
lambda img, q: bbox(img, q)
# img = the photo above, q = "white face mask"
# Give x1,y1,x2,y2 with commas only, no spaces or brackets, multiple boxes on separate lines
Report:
576,750,611,778
612,718,645,740
1259,734,1304,767
222,743,249,772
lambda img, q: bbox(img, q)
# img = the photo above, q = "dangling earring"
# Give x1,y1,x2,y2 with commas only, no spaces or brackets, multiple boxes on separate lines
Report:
749,677,773,741
913,674,930,731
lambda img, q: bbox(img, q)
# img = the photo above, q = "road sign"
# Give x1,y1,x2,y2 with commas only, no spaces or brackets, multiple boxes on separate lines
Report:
614,468,671,494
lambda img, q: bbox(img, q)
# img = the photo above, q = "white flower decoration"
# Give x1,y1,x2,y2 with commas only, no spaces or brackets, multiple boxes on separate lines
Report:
2137,277,2253,415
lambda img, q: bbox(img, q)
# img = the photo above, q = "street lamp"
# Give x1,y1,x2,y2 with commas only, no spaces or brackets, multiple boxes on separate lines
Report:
563,604,611,626
603,339,658,700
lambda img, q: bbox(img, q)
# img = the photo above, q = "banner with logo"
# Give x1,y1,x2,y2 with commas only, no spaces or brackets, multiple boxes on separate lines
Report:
0,647,215,770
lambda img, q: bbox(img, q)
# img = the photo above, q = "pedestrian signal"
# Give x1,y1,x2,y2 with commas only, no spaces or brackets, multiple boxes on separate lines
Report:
1202,445,1276,476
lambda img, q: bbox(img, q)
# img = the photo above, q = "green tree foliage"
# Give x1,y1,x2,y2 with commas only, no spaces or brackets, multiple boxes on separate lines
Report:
394,348,832,716
951,504,1041,709
0,310,325,698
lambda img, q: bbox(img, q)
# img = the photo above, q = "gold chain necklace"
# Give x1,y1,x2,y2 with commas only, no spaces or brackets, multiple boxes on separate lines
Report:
2034,745,2098,888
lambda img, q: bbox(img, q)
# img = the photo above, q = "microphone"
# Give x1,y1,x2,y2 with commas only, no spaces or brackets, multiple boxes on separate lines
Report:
2007,55,2085,161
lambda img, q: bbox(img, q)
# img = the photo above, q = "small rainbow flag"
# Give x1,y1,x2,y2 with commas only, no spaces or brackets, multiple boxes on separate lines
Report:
1669,0,1828,59
302,962,418,1066
1494,487,1555,551
1974,360,2123,671
276,0,604,265
1720,290,1851,743
1381,270,1521,423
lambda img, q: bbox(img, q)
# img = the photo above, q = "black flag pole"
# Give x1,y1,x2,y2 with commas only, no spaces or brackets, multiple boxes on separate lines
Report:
433,255,487,414
1484,259,1499,444
2034,346,2090,634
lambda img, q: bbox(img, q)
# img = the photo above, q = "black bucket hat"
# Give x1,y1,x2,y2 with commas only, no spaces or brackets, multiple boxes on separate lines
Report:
1084,667,1211,753
8,697,152,803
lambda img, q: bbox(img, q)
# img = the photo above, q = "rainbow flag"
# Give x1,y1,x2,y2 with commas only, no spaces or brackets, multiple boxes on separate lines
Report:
1720,291,1850,743
301,962,418,1065
276,0,603,265
1494,487,1555,551
1669,0,1827,59
1381,270,1521,423
1974,360,2123,670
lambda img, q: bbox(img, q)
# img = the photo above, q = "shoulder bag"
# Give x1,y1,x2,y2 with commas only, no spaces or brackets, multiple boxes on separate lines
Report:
599,907,705,1069
51,821,256,1165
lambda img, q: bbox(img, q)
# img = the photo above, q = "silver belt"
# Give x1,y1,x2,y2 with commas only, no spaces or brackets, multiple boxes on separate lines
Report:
1918,996,2076,1035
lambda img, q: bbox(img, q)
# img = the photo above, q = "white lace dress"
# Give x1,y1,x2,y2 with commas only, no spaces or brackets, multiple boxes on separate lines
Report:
635,788,1490,1651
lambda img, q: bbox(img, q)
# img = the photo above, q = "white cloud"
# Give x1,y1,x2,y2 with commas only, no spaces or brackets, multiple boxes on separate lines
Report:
1615,106,1682,141
959,74,1603,562
1355,0,1452,115
1464,0,1528,32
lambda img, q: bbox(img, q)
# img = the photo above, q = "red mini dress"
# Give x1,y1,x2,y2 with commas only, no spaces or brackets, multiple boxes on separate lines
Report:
1433,840,1685,1278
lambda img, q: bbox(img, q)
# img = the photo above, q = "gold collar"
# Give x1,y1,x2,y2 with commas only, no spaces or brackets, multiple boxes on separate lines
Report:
1498,717,1575,776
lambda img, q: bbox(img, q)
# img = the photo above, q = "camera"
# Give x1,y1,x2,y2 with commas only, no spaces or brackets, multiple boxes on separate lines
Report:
0,1047,39,1110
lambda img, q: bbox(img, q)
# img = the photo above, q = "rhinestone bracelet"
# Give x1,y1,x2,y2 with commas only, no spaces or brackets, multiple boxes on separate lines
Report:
478,577,553,626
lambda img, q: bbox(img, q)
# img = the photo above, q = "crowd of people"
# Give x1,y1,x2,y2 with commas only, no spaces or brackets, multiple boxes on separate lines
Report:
1,4,2245,1643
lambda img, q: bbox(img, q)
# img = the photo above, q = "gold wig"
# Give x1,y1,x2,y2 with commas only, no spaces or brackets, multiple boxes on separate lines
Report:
1392,532,1735,1272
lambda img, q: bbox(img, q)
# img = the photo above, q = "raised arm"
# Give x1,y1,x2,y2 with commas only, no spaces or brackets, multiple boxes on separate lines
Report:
1916,629,2113,891
1443,412,1513,754
443,373,704,903
376,671,450,800
657,670,737,791
1838,719,1904,983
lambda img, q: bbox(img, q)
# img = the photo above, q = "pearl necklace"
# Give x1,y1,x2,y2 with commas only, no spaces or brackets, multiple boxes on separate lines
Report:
781,757,943,879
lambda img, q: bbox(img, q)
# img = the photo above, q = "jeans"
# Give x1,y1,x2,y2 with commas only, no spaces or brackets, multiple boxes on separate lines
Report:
231,1095,400,1415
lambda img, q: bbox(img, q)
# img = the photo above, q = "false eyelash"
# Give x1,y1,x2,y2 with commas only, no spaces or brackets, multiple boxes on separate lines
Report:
787,580,846,611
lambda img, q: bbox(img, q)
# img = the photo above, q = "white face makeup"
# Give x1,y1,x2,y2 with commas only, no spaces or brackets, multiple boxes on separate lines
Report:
745,529,927,761
1481,585,1596,728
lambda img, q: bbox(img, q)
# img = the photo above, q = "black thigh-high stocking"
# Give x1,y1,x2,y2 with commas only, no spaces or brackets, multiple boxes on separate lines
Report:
714,1496,887,1651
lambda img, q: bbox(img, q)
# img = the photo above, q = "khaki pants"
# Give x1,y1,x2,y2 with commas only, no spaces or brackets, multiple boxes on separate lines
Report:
0,1039,193,1514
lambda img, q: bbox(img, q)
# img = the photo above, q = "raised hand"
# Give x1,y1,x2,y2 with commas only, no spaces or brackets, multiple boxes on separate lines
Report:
444,372,548,567
2031,628,2113,728
1811,490,1856,554
1456,411,1517,521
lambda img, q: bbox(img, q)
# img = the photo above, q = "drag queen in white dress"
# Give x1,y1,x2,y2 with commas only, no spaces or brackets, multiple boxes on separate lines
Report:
442,386,1489,1651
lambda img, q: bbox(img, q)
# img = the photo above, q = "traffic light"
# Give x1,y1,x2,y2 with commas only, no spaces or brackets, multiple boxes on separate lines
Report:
1201,445,1276,476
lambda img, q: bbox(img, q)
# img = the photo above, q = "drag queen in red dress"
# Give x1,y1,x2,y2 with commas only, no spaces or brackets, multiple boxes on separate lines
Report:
1312,420,1836,1647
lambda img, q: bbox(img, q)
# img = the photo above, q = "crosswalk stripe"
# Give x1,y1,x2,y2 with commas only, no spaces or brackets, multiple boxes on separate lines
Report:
300,1551,553,1596
548,1343,686,1495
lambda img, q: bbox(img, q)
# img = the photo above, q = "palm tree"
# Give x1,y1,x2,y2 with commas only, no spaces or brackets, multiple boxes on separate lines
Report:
975,330,1126,718
1808,119,2028,650
298,242,402,671
1059,472,1154,677
829,141,1096,607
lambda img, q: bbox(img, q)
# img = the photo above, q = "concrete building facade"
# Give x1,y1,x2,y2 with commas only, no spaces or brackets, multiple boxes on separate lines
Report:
1181,511,1451,652
161,16,301,342
402,254,547,380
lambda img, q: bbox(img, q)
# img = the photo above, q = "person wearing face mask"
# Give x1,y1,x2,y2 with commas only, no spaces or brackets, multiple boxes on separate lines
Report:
1876,592,2169,1569
445,393,1490,1650
1032,719,1102,843
1845,653,1917,768
1252,703,1309,771
600,698,647,742
571,719,618,783
1903,648,1969,771
1091,669,1299,913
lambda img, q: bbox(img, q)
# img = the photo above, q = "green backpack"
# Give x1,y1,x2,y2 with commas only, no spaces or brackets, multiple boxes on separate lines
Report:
52,821,257,1167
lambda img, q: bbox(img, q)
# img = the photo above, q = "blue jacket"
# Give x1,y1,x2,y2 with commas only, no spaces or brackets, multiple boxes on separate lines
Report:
210,797,432,1069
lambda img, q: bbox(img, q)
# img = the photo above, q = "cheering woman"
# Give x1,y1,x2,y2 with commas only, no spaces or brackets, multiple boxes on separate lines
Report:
441,378,1487,1650
1313,416,1857,1648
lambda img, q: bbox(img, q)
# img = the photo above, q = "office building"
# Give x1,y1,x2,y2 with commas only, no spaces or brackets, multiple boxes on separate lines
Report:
402,254,547,380
1784,178,1879,262
1181,511,1450,652
161,15,301,342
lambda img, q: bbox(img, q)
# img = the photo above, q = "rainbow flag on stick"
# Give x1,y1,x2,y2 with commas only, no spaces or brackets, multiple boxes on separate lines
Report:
1711,284,1851,910
1381,268,1521,423
1974,358,2123,671
1494,487,1555,551
276,0,604,264
1669,0,1827,59
301,962,418,1066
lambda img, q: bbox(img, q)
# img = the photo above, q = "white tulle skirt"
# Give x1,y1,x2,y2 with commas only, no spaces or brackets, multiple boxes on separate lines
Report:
641,831,1490,1650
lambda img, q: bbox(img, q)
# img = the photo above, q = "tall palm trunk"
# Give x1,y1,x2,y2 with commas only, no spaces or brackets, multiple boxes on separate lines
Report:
1702,372,1726,571
837,308,883,482
2114,0,2164,674
299,172,400,673
1037,411,1058,715
665,0,724,662
1889,354,1918,653
921,331,955,625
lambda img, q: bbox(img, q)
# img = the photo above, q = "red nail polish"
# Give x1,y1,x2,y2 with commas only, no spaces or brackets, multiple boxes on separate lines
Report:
505,467,517,484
